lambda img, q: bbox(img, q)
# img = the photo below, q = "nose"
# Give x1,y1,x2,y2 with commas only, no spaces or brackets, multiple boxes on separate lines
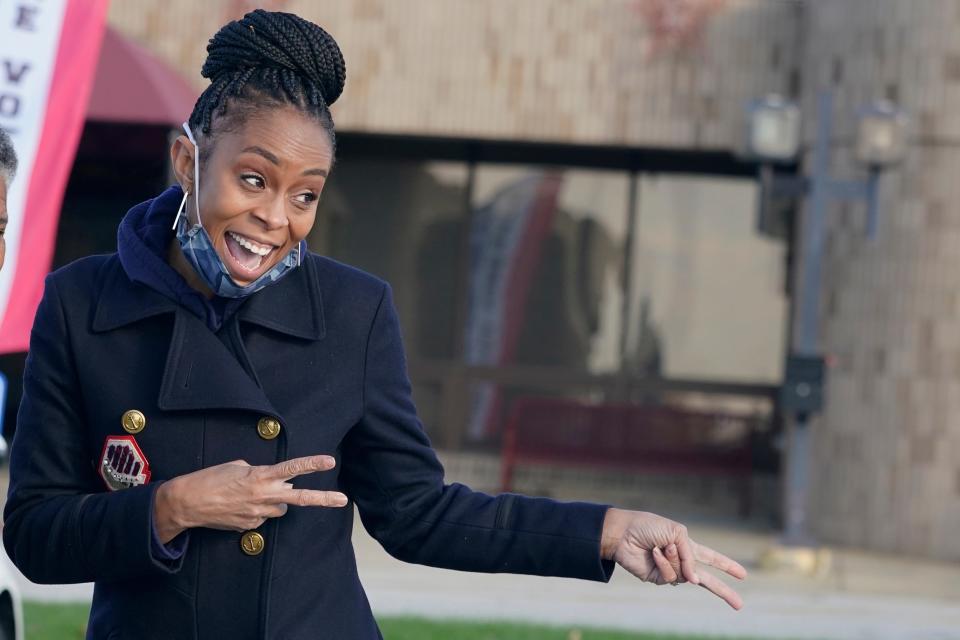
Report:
252,195,288,231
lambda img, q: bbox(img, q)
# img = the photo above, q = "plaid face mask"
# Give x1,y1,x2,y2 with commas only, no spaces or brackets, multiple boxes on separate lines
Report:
172,122,303,299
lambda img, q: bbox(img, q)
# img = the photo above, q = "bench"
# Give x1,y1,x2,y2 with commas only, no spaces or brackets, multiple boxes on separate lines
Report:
499,396,755,516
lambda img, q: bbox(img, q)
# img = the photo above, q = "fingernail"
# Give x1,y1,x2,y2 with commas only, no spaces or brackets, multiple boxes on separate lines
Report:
668,543,677,554
692,572,701,585
335,495,348,506
652,546,662,556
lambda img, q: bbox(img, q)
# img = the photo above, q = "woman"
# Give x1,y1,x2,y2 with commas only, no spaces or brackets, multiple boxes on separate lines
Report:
3,10,745,639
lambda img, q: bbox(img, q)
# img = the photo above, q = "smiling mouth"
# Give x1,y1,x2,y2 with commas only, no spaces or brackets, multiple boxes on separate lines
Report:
225,231,277,274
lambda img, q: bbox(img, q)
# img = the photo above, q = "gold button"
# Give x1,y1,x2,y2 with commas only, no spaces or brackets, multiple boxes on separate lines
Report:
121,410,146,434
257,417,281,440
240,531,265,556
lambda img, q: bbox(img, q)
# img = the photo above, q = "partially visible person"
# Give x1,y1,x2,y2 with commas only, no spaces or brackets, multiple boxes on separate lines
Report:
0,127,17,271
0,126,25,640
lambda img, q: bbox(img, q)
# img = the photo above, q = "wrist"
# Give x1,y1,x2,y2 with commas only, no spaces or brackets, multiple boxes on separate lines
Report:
600,507,631,560
154,478,189,541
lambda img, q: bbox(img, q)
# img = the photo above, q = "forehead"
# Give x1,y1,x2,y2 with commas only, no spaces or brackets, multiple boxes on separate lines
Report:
213,107,333,166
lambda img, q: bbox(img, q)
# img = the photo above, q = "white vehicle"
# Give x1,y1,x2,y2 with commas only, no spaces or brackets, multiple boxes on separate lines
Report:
0,559,22,640
0,372,24,640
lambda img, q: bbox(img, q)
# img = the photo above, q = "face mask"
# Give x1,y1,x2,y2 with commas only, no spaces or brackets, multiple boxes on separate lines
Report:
171,122,303,299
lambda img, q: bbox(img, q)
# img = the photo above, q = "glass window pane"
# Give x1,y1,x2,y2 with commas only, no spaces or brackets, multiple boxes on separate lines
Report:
464,165,630,439
628,175,788,383
311,159,469,439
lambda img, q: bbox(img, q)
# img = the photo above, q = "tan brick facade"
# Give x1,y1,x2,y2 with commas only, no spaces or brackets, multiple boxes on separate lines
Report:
108,0,798,147
802,0,960,560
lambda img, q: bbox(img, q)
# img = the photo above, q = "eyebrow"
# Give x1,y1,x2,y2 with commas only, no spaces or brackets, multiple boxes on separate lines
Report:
241,146,328,178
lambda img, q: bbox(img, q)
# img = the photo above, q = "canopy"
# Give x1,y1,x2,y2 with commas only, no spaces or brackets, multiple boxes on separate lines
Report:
86,27,197,125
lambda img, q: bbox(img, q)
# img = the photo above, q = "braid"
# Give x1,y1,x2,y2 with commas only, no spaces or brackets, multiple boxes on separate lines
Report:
187,9,346,156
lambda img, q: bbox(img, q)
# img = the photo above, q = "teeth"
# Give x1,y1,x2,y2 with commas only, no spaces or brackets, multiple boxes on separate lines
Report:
228,231,272,256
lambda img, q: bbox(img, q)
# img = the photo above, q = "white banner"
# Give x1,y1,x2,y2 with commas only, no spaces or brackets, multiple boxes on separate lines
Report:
0,0,68,325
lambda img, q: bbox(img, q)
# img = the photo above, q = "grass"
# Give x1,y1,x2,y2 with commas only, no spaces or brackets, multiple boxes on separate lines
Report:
22,602,766,640
23,603,90,640
379,617,764,640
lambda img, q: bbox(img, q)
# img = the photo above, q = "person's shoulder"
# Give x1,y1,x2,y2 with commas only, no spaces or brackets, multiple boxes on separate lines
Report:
46,253,119,291
306,253,389,304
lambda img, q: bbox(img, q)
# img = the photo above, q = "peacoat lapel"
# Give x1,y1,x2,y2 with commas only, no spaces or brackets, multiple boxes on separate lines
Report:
91,255,327,417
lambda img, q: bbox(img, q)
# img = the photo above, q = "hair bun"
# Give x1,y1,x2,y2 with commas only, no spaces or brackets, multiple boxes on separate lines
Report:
202,9,346,107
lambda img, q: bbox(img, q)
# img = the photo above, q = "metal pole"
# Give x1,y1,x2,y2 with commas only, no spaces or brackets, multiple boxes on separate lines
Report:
782,90,833,545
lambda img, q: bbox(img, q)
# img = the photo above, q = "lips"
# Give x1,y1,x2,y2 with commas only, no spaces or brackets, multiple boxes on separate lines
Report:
224,231,277,276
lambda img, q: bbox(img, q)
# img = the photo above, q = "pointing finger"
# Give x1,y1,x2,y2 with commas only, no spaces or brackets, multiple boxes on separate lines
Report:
692,540,748,580
697,570,744,610
266,455,336,480
280,489,349,508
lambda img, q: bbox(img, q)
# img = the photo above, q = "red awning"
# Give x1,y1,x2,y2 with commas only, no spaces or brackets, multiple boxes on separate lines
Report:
86,27,197,126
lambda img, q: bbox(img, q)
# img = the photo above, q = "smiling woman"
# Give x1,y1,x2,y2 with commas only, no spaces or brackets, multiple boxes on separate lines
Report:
168,106,332,293
2,9,745,640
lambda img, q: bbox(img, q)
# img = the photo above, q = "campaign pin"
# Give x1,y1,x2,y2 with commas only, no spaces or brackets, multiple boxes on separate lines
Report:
99,435,151,491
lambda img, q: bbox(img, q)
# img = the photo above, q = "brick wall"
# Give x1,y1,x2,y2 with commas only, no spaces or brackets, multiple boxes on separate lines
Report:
108,0,800,147
804,0,960,560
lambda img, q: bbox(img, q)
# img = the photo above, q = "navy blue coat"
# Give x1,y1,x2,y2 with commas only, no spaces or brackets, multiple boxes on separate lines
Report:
3,247,614,639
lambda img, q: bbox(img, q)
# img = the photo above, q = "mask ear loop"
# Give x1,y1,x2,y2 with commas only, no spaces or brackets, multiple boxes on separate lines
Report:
172,188,189,231
182,121,201,227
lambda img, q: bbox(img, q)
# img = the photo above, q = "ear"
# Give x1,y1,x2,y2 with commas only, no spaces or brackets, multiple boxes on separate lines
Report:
169,135,197,193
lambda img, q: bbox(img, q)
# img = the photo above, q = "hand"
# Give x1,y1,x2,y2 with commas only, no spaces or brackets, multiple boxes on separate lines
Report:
601,508,747,610
154,455,348,542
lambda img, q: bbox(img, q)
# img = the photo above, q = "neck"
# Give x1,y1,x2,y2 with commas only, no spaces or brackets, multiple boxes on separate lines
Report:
168,237,215,299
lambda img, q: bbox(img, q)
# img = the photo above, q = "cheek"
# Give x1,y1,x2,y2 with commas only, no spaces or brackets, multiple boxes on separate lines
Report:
0,238,5,269
290,213,316,243
198,177,247,233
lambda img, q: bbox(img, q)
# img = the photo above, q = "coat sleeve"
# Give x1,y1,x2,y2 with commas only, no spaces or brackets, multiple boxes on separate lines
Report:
340,284,615,582
2,275,185,584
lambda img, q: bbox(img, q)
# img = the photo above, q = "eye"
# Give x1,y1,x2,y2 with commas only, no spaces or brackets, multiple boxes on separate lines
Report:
295,192,319,206
241,173,265,189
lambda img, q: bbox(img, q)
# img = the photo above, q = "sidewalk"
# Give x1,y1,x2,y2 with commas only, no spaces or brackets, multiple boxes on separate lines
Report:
4,510,959,639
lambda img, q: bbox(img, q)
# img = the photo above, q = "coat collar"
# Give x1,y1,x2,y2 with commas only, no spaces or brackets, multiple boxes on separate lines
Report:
93,254,326,341
92,255,326,416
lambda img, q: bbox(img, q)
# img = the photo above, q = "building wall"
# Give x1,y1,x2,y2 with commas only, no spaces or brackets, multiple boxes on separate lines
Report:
107,0,799,148
803,0,960,560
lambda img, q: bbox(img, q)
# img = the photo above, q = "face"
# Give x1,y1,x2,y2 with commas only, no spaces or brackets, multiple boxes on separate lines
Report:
170,106,333,286
0,178,7,272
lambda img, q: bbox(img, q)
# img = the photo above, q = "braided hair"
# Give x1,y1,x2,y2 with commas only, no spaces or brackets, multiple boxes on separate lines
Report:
0,127,17,187
188,9,346,160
